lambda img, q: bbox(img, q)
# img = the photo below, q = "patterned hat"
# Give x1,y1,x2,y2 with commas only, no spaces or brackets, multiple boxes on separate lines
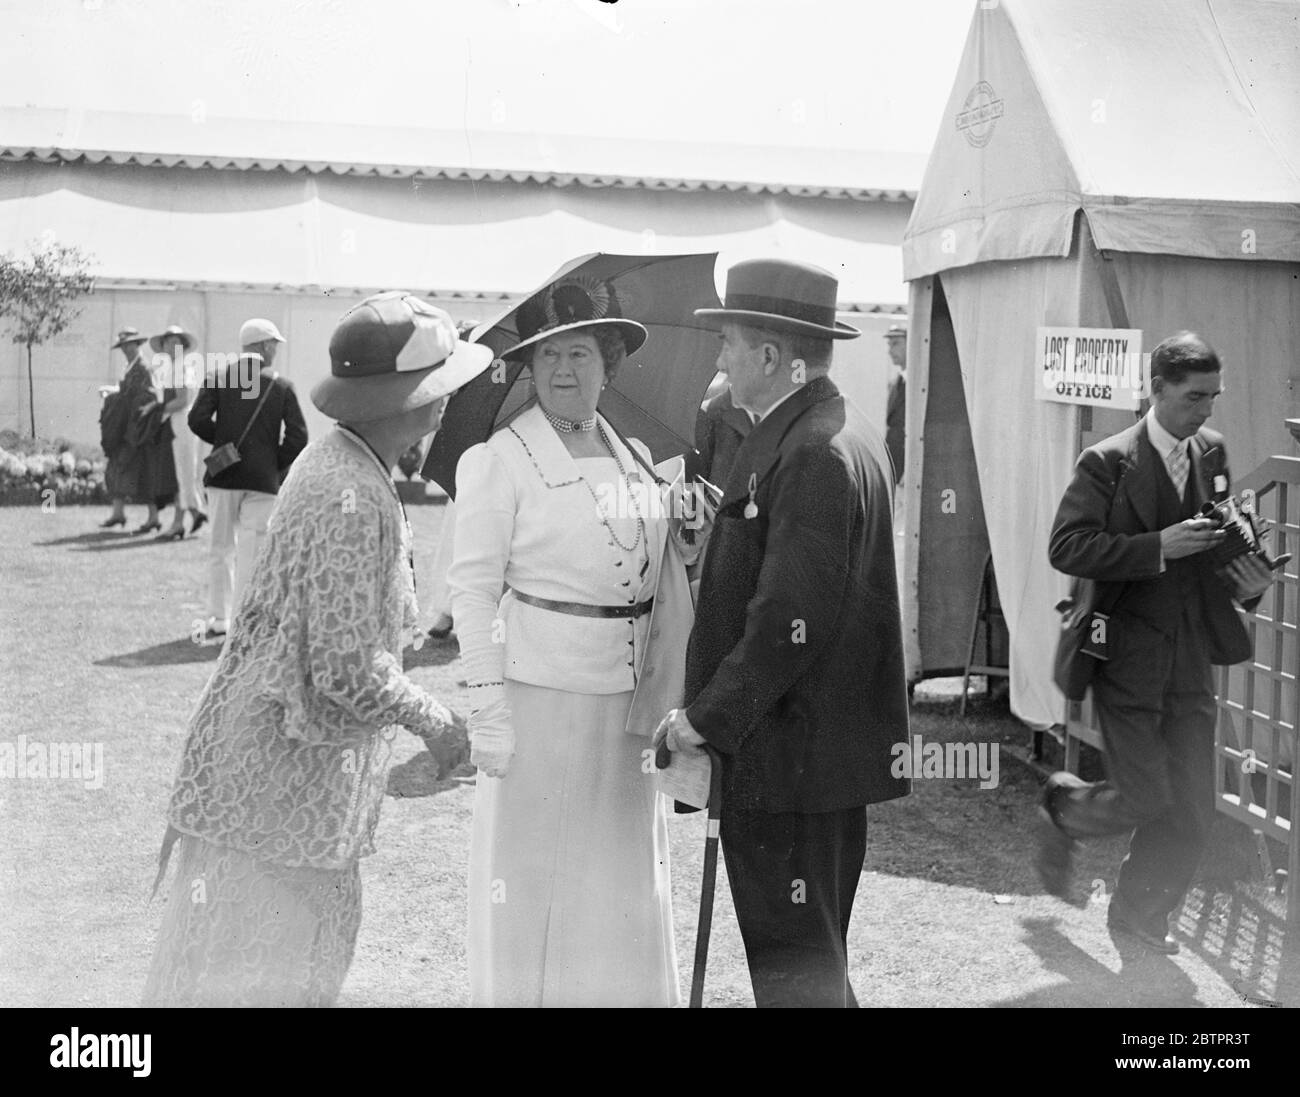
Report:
311,292,493,423
502,276,648,360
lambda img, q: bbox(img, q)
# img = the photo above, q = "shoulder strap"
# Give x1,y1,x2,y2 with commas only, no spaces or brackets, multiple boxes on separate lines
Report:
234,371,276,449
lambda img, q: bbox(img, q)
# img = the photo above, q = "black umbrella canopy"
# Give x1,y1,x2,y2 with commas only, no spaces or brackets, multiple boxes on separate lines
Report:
422,252,722,498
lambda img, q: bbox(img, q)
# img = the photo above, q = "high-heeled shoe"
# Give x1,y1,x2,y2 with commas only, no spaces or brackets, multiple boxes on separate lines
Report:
155,528,186,542
98,516,126,529
133,521,162,535
190,512,208,535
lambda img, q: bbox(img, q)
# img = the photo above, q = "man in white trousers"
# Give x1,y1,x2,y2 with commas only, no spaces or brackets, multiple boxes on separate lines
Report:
188,318,308,638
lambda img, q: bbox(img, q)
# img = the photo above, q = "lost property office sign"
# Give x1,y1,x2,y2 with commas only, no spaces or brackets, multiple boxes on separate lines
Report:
1034,326,1144,410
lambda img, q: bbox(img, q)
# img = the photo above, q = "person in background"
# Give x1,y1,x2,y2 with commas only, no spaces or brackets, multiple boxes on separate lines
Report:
151,325,208,541
98,327,168,533
883,324,907,486
684,369,751,488
142,293,489,1007
189,318,307,639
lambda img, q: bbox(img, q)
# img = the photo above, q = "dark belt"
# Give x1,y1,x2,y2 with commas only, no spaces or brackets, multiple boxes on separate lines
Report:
509,587,655,619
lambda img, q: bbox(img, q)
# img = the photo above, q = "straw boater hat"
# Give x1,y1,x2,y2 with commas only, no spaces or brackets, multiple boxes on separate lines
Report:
149,325,196,353
501,276,648,360
311,291,494,423
110,327,149,350
694,259,860,340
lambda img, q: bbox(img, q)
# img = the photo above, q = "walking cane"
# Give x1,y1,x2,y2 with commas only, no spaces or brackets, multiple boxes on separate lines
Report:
658,739,724,1008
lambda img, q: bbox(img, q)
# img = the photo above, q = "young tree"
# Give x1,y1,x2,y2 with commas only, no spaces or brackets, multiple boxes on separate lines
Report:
0,239,96,437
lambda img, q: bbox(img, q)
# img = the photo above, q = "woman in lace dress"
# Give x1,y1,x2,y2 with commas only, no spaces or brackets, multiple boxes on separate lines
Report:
451,277,688,1007
142,293,493,1007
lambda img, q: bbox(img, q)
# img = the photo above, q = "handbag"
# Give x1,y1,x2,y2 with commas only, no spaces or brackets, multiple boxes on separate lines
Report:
1052,452,1134,701
204,374,275,477
1052,578,1102,701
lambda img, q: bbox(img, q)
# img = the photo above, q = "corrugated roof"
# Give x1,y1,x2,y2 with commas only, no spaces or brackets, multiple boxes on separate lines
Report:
88,276,905,313
0,145,915,202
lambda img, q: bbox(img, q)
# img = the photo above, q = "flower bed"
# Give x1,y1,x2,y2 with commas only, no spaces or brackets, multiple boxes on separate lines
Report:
0,431,108,506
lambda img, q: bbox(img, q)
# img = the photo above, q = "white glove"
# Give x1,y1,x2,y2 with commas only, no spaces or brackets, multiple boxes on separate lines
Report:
469,697,515,779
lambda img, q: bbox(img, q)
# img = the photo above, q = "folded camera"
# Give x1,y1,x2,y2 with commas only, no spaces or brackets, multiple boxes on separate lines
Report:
1198,495,1284,570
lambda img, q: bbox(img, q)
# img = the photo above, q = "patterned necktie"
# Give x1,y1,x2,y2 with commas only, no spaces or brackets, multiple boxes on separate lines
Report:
1167,440,1189,499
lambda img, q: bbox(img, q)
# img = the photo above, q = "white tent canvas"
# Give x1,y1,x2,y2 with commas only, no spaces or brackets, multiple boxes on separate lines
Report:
900,0,1300,729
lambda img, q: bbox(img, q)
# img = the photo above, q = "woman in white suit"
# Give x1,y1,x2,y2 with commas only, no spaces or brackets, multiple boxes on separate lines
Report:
450,278,687,1007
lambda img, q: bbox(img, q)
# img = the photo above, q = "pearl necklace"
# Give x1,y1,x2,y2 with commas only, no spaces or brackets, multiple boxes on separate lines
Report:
514,418,647,555
543,408,597,433
582,423,647,555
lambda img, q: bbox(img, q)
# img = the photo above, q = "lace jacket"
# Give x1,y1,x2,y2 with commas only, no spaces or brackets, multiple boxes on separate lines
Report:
165,429,453,870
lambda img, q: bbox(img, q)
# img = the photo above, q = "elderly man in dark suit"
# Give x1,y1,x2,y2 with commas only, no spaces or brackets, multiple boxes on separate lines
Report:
653,259,910,1007
189,318,308,638
1039,331,1272,954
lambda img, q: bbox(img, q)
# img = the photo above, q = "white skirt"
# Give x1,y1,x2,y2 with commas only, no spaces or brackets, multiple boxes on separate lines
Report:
468,680,681,1007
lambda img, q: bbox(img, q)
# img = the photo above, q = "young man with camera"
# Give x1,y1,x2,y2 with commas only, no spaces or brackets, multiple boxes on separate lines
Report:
1038,331,1273,954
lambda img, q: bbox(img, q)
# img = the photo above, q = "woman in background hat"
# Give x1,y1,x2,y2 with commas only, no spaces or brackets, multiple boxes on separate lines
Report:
142,292,492,1007
450,276,682,1007
98,328,163,531
149,325,208,540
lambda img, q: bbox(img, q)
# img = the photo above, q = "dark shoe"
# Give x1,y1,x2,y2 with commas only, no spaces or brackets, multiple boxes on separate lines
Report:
190,512,208,535
427,615,454,640
155,528,186,542
203,625,227,641
133,521,161,535
1034,806,1077,900
1108,898,1180,955
1035,772,1085,900
98,516,126,529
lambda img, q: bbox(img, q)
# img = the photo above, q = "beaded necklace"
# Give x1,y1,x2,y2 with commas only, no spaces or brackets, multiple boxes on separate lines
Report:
512,418,647,555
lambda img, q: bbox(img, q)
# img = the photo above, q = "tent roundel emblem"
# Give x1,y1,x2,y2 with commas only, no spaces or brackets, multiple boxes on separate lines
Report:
956,81,1004,148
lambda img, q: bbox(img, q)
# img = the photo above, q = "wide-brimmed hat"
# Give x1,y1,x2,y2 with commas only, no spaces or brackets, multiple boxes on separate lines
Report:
311,292,494,423
502,275,648,360
149,325,196,353
883,323,907,340
694,259,860,340
110,327,149,350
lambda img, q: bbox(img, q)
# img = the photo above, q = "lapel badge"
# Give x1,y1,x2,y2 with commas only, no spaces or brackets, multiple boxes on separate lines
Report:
743,472,759,520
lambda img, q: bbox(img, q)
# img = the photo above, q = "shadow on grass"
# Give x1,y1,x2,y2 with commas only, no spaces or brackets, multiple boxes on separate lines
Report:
70,536,189,552
1177,876,1297,1009
95,636,222,667
34,529,143,548
997,916,1204,1007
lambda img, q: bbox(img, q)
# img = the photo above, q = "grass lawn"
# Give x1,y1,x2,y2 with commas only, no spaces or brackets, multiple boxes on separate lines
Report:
0,503,1294,1008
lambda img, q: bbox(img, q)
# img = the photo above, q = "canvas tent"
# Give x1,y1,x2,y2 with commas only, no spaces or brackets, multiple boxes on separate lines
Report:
900,0,1300,729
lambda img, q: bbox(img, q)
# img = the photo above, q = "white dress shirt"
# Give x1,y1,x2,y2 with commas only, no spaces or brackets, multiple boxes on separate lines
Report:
1145,408,1190,489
